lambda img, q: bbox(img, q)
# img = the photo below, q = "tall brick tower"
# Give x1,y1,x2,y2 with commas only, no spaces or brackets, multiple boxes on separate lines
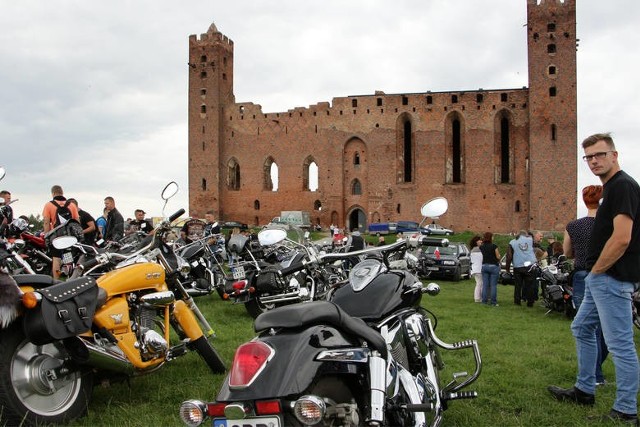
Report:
187,23,235,218
527,0,577,230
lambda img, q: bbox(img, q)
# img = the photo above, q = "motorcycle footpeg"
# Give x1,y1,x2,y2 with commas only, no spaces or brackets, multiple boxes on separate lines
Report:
168,342,188,359
442,391,478,401
398,403,434,412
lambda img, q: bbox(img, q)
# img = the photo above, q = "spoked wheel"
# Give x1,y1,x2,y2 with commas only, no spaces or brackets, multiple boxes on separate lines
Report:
0,324,93,425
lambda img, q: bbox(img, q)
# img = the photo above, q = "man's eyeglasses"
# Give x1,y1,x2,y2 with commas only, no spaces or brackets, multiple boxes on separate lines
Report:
582,150,615,162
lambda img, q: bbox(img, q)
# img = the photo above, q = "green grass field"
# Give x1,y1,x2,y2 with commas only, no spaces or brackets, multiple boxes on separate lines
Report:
66,273,639,427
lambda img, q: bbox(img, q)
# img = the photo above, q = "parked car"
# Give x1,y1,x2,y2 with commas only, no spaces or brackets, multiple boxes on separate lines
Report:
221,220,249,231
418,242,471,281
424,223,454,235
396,220,429,235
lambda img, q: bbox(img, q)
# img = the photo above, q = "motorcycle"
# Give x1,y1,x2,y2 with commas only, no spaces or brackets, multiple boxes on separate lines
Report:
227,225,348,318
532,255,575,318
179,237,482,427
176,233,228,299
0,181,226,426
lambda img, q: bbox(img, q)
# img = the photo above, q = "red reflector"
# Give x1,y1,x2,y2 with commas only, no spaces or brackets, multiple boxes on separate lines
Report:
206,402,226,417
255,400,281,415
229,342,274,387
232,280,247,290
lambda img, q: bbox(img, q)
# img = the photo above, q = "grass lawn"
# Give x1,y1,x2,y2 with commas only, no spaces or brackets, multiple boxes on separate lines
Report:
67,275,640,427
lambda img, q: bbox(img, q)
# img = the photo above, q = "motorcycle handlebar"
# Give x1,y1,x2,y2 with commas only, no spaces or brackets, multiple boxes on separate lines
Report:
168,209,185,223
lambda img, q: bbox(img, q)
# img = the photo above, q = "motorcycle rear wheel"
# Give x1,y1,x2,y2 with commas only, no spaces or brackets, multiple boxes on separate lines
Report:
244,296,276,319
0,323,94,425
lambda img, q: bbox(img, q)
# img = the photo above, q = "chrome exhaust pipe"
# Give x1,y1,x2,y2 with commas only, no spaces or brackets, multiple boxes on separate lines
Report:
66,337,135,375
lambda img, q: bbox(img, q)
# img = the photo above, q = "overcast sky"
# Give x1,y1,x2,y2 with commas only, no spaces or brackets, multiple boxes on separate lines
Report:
1,0,638,224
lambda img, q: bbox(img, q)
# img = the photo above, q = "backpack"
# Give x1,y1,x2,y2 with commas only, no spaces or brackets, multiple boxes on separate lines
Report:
50,200,73,227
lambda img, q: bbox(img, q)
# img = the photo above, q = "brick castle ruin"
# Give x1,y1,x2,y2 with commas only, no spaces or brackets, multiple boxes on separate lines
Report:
187,0,577,233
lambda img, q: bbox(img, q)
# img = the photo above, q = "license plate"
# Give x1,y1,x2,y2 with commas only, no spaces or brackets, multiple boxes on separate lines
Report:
213,416,280,427
427,266,439,271
62,252,74,264
231,266,246,280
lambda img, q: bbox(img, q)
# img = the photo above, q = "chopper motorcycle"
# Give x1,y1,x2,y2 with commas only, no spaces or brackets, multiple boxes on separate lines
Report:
0,181,226,426
179,235,482,427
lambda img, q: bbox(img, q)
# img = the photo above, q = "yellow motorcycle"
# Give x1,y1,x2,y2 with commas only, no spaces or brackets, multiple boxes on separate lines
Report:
0,182,225,426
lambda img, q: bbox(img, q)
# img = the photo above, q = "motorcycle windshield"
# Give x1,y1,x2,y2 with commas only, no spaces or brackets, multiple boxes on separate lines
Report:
348,259,386,291
261,223,305,245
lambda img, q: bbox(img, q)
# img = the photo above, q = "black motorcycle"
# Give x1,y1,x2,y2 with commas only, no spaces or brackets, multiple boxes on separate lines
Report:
226,225,348,318
533,256,575,318
179,239,482,427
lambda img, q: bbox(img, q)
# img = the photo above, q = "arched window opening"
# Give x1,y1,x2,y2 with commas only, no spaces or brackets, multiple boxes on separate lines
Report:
202,178,207,191
549,87,557,97
452,119,462,183
314,200,322,211
515,200,521,213
403,120,413,182
302,157,318,191
200,105,206,114
547,23,556,32
227,158,240,191
351,179,362,195
547,44,557,54
254,200,260,210
354,152,360,165
352,99,357,108
396,204,401,214
551,124,557,141
261,158,278,192
500,117,510,184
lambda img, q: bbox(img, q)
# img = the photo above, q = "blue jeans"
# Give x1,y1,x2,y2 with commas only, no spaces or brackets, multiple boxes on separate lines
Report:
572,269,609,383
571,272,638,414
481,264,500,305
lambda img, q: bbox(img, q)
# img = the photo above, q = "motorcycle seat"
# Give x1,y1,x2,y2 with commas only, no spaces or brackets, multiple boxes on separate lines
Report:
13,274,57,288
254,300,388,358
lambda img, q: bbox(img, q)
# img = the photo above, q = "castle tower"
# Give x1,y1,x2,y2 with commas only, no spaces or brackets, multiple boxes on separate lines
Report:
527,0,577,230
187,23,235,218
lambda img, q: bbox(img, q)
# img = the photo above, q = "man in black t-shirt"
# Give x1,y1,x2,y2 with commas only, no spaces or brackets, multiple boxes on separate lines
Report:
68,198,97,244
548,133,639,424
127,209,153,235
180,217,206,244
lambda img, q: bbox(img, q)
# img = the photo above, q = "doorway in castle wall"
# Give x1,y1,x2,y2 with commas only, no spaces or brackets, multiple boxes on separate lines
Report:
348,208,366,232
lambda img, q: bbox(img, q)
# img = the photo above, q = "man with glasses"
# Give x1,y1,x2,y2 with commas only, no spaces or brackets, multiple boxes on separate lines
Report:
548,133,640,425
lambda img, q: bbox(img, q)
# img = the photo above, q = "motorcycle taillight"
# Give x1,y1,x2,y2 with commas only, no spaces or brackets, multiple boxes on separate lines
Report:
229,341,274,388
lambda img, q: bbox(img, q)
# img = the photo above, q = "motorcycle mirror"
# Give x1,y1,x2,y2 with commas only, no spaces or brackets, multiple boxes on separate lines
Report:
258,228,287,246
423,282,441,296
0,166,5,181
420,197,448,219
52,235,78,250
161,181,179,201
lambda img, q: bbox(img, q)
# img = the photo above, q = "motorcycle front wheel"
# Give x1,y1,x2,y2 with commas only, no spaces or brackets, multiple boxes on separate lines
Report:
0,323,94,425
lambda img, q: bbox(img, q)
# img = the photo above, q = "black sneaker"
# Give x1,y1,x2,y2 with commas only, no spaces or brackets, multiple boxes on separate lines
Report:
547,385,595,406
590,409,639,425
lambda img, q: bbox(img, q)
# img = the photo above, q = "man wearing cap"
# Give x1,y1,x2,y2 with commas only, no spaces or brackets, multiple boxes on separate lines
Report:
127,209,153,235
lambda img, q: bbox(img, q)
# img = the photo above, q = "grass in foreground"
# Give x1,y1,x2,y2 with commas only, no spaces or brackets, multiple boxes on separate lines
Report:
69,279,638,427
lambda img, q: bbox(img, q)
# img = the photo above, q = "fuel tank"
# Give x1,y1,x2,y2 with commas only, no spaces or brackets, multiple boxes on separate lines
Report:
97,263,167,297
331,270,421,321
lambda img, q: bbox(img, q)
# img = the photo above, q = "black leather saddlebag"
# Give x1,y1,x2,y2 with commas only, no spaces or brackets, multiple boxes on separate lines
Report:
23,277,98,345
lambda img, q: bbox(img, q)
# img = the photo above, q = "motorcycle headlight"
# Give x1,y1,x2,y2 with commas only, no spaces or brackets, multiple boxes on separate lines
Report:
293,395,326,425
179,400,207,427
